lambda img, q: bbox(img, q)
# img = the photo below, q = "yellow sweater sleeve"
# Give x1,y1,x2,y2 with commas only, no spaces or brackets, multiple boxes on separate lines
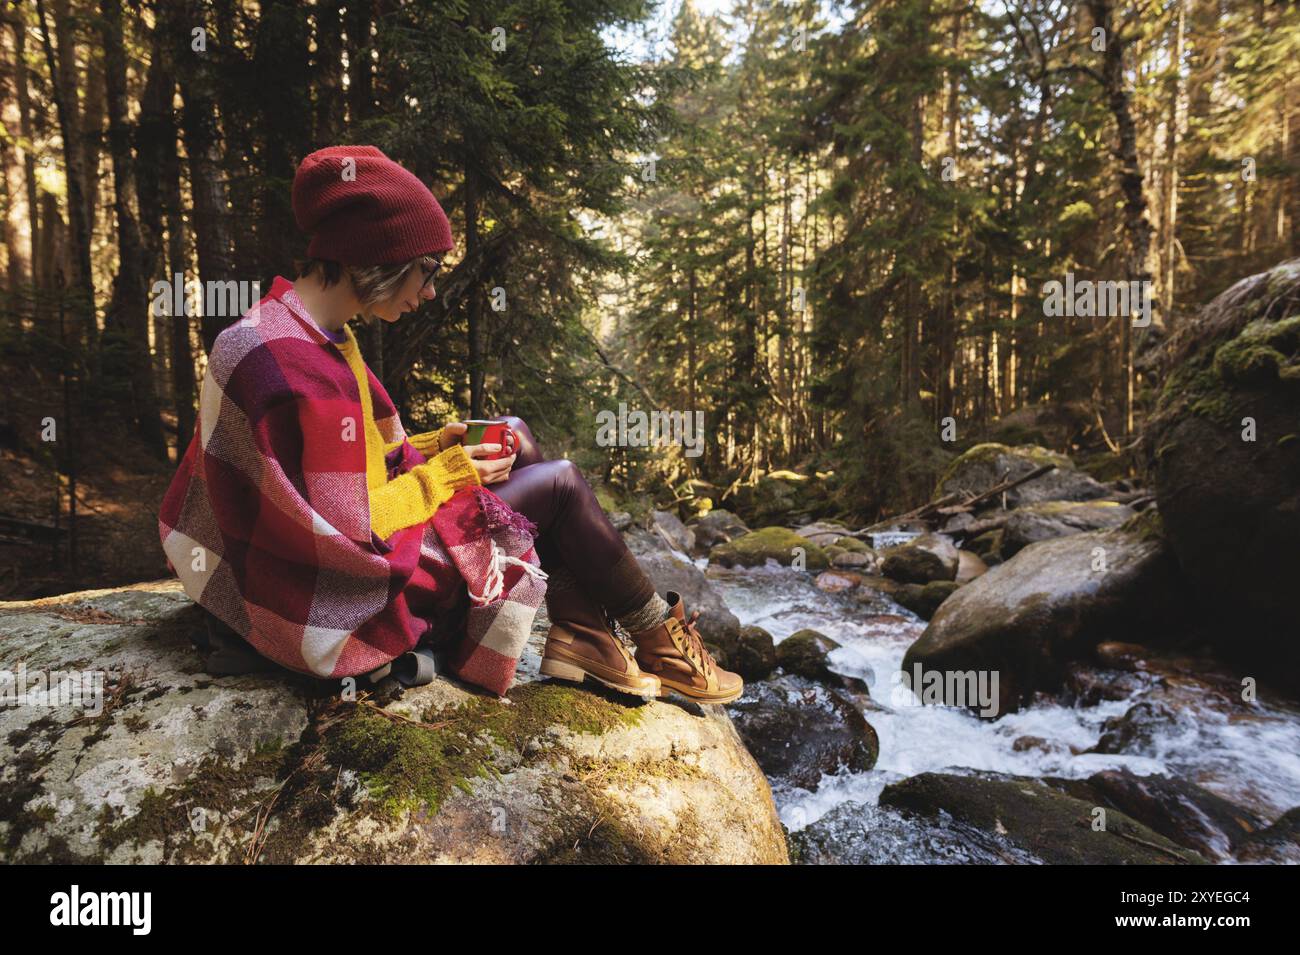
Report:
406,430,445,458
370,442,482,540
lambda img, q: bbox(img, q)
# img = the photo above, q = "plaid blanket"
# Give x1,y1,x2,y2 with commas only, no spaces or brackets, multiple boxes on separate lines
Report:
158,278,548,696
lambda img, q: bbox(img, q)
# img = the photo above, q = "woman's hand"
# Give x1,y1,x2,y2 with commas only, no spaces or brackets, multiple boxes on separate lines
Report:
435,421,467,452
465,442,516,485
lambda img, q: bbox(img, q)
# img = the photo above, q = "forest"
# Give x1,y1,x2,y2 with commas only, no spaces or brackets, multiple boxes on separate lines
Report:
0,0,1296,597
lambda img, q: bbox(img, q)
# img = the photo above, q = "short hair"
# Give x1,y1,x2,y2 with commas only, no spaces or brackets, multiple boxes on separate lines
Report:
293,254,438,325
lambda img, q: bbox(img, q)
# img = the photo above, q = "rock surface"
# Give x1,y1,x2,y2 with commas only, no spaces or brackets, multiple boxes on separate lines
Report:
879,770,1208,864
880,533,959,584
998,500,1136,558
789,799,1045,864
1144,258,1300,654
709,526,830,571
687,509,751,555
1041,768,1267,862
901,524,1183,716
623,529,741,647
935,443,1112,509
0,581,788,864
727,673,878,791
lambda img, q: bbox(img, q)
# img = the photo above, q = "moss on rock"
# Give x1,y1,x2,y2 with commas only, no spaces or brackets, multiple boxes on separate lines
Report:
935,443,1072,493
323,683,645,820
709,526,830,570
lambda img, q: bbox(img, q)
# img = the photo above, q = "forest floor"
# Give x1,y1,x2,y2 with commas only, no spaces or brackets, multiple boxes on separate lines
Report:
0,411,177,601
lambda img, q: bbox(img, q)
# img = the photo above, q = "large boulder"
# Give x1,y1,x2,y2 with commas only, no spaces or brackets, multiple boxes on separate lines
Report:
934,443,1112,508
0,581,788,864
1144,258,1300,652
985,401,1096,450
879,771,1208,864
900,522,1183,717
999,500,1136,558
709,527,830,571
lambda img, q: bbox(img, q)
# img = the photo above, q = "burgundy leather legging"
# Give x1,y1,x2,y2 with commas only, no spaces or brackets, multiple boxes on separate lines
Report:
483,415,654,619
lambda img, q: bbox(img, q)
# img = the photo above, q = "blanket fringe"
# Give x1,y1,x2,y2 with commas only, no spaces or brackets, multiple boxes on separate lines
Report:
474,486,540,539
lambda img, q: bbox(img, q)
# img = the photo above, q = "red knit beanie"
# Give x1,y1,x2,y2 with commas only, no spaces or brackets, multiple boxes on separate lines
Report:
292,145,454,265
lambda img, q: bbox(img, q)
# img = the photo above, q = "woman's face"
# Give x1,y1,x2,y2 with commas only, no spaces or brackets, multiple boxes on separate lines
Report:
370,259,440,324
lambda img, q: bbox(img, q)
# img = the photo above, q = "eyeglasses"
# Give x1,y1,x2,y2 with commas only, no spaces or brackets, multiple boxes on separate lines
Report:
417,256,445,293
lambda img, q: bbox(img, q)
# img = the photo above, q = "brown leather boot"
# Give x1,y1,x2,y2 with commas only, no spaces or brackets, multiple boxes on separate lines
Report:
627,591,743,704
541,584,660,699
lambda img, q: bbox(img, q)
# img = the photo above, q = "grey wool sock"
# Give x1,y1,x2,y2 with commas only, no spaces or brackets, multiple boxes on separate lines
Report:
615,591,670,635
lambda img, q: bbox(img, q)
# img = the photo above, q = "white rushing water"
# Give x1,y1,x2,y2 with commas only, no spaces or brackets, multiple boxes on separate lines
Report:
704,562,1300,850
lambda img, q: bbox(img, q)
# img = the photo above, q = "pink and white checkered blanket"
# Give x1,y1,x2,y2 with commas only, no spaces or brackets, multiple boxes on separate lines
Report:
158,277,547,696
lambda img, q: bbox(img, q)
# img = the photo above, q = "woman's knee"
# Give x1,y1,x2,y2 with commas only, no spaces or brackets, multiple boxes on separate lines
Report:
533,457,587,508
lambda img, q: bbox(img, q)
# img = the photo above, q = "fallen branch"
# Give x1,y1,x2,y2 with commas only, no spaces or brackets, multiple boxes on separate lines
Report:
860,464,1058,534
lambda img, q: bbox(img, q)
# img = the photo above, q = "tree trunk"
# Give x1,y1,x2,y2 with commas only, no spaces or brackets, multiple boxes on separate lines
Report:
11,15,40,298
99,0,166,458
178,0,237,356
464,160,484,417
1159,0,1184,324
1088,0,1156,437
34,0,97,358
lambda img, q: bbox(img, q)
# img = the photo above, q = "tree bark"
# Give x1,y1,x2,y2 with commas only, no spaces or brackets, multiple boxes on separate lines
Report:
177,0,237,356
34,0,96,356
99,0,166,457
1088,0,1156,437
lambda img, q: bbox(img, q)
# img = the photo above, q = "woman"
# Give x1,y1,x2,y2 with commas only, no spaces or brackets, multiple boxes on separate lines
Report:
162,145,741,705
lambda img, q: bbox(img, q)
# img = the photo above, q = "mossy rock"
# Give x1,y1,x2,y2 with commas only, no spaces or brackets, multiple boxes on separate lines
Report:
879,533,959,584
0,581,790,865
1144,258,1300,660
709,527,830,571
776,629,842,682
723,626,775,680
965,528,1004,562
833,536,872,554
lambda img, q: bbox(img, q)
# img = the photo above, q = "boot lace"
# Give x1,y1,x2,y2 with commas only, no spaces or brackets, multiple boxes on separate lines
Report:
605,608,635,664
672,609,715,678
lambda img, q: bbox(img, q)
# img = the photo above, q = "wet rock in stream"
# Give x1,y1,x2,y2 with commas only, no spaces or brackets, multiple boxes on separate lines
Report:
727,673,878,791
1040,768,1268,862
878,770,1209,864
789,800,1045,865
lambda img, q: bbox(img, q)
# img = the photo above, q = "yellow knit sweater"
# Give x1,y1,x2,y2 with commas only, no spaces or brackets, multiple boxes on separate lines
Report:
333,325,482,540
